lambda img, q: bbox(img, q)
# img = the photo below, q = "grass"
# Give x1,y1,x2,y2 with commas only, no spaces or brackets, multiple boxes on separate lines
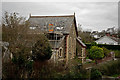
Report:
111,74,120,77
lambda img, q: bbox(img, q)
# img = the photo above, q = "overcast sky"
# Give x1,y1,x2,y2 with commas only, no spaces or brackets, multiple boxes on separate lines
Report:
1,1,118,31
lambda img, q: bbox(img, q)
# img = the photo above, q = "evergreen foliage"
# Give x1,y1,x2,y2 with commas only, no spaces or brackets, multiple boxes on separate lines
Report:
89,46,104,60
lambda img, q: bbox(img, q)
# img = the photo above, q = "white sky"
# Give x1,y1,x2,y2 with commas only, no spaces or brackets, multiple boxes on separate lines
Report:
1,0,119,31
1,0,119,2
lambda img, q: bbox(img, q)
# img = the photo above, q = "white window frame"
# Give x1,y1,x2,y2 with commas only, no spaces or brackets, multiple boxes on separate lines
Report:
29,26,36,29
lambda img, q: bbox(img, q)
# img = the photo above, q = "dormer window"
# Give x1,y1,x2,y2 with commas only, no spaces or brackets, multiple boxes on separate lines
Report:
29,26,36,29
56,27,63,31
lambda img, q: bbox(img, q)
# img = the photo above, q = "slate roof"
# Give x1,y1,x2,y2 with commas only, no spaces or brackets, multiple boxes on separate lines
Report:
95,35,119,43
28,15,75,34
108,36,119,42
76,37,86,48
28,14,78,49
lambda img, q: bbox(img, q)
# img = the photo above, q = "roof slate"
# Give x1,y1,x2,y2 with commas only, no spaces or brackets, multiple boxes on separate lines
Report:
28,15,74,34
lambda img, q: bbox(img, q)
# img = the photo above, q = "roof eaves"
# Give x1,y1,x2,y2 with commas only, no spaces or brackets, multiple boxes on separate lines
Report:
73,15,78,37
76,37,86,48
30,15,74,18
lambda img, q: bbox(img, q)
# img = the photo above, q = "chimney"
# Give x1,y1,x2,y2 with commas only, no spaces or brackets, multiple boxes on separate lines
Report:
29,13,31,18
74,12,75,16
112,35,115,37
106,33,110,36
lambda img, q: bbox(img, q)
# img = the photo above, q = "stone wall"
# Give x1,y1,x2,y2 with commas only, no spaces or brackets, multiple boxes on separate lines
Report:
76,41,82,56
67,20,77,61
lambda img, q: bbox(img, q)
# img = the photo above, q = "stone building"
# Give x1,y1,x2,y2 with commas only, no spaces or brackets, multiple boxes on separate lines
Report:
28,13,86,63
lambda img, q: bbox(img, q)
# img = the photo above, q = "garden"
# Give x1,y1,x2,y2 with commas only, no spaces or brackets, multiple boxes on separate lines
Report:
83,42,120,79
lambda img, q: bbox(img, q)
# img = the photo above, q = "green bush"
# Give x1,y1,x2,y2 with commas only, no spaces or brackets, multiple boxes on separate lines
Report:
86,44,120,50
63,67,88,79
91,42,97,46
89,46,104,60
102,47,111,57
90,68,102,80
114,50,120,58
95,60,120,76
86,57,89,59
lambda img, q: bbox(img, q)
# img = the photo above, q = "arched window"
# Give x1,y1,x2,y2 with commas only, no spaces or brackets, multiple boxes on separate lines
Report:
59,47,63,57
59,49,62,57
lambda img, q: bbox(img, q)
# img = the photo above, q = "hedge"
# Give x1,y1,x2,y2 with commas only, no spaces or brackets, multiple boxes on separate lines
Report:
85,43,120,50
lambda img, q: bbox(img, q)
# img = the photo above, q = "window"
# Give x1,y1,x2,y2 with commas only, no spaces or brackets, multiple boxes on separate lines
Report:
29,26,36,29
59,48,63,57
47,34,61,40
59,49,62,57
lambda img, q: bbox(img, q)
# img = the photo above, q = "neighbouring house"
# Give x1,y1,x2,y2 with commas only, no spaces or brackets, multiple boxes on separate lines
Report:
95,35,119,45
106,27,118,35
28,13,86,63
90,31,101,39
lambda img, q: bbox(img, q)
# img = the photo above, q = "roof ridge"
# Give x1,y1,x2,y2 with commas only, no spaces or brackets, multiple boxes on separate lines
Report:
108,36,118,42
30,15,74,18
